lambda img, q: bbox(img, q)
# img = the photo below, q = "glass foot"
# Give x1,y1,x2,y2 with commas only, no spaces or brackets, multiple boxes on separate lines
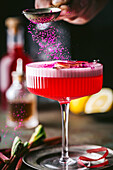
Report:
23,145,113,170
41,157,77,169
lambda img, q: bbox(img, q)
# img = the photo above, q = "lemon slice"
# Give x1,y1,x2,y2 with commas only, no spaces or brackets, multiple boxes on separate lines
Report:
84,88,113,114
70,96,89,114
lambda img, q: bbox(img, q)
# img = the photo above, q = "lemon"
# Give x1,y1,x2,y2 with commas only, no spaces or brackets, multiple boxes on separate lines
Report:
70,96,89,114
84,88,113,114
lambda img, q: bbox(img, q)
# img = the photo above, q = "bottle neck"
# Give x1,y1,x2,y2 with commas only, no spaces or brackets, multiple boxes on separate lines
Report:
7,27,24,53
12,74,25,85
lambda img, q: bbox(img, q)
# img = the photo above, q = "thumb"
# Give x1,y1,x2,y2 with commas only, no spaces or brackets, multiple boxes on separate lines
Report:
52,0,70,7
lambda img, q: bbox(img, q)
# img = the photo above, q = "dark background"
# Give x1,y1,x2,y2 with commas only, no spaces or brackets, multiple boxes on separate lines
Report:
0,0,113,88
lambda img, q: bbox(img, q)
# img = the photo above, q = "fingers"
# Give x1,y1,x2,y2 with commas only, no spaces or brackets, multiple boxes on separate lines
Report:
63,17,88,25
56,5,78,21
55,1,90,25
35,0,70,9
35,0,52,9
52,0,70,7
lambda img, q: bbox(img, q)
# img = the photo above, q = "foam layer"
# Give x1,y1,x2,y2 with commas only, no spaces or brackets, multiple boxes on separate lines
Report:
26,60,103,78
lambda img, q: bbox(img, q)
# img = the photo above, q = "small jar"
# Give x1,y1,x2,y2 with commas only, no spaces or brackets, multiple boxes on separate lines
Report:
6,59,38,129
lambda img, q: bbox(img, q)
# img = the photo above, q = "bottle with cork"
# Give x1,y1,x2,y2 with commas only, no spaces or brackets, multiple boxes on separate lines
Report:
0,17,32,110
6,58,39,129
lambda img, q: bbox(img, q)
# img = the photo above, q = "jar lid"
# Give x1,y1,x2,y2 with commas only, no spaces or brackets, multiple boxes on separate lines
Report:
12,58,24,82
5,17,22,34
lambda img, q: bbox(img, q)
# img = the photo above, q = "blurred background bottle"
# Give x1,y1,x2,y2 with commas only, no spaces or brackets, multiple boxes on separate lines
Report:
0,17,32,110
6,58,38,129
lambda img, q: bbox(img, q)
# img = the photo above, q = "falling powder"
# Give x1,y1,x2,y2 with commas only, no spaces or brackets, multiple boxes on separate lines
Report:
27,22,71,61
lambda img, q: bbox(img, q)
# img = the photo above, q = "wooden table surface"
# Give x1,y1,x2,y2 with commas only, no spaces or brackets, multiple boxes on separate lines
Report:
0,101,113,169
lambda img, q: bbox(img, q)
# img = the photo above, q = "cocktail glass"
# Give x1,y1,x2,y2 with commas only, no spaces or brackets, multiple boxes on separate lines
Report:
26,60,103,169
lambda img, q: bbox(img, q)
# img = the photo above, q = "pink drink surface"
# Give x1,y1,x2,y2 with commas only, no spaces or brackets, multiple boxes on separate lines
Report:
26,61,103,104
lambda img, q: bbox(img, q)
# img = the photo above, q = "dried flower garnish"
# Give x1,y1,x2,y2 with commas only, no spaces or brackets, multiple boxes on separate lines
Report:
53,62,70,69
53,61,89,69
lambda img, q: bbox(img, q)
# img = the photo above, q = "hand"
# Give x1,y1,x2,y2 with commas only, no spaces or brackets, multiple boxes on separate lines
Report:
35,0,109,25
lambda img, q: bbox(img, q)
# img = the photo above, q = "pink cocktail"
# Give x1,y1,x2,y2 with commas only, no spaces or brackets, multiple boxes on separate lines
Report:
26,60,103,169
26,61,103,103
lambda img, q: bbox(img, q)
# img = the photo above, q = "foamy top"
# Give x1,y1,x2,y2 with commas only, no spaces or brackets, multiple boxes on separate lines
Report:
26,60,103,78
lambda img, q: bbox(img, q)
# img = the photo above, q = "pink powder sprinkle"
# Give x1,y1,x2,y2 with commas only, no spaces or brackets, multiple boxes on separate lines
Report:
14,127,18,131
6,130,8,134
27,24,71,61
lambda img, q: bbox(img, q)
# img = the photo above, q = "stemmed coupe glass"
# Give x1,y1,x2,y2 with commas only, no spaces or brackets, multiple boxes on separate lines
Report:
26,60,103,169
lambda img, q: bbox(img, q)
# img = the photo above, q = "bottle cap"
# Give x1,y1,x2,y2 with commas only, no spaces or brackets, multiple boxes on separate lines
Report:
5,17,22,34
12,58,24,82
16,58,23,75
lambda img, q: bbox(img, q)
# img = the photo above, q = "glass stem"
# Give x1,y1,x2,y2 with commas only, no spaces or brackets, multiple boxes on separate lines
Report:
60,103,70,163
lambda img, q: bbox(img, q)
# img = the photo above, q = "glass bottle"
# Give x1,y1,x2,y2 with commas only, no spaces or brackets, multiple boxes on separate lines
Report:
0,17,32,110
6,58,38,129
